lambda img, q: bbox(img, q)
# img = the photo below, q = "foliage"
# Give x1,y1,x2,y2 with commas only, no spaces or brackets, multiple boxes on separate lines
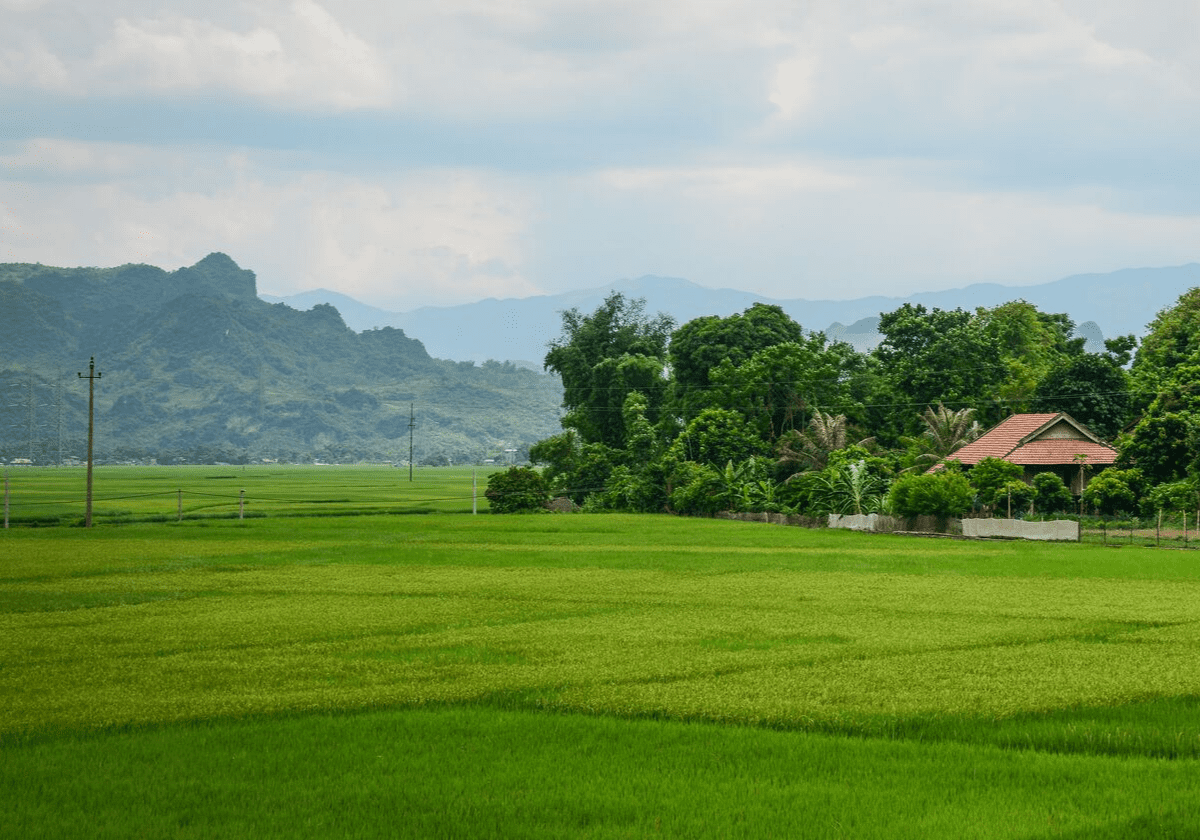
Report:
888,470,975,519
1033,352,1131,440
1081,469,1144,516
907,403,981,467
809,459,890,515
993,480,1036,518
872,304,1005,435
484,466,549,513
1117,409,1198,485
1032,472,1074,514
1140,479,1200,518
665,408,769,469
544,292,673,448
969,457,1025,510
668,303,806,412
666,461,725,516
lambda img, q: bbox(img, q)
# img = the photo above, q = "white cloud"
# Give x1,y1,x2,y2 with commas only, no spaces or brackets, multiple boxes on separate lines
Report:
1,143,540,308
87,0,391,109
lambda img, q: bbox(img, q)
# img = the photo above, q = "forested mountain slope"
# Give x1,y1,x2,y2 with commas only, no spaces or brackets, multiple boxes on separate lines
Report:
0,254,562,464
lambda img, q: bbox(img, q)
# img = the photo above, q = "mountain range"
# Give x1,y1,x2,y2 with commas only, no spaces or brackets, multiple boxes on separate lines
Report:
262,264,1200,364
0,254,562,465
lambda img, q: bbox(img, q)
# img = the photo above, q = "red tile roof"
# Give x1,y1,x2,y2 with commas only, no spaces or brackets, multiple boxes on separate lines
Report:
1007,439,1117,466
948,414,1059,465
942,413,1117,468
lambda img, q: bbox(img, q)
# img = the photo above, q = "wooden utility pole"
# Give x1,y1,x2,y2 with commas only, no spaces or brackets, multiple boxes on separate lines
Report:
408,403,415,482
78,357,101,528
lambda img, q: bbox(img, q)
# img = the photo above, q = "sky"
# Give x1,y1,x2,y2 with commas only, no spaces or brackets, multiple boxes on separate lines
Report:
3,0,1200,312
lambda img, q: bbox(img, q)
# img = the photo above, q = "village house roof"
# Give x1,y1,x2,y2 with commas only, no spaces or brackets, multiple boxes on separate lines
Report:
942,412,1118,469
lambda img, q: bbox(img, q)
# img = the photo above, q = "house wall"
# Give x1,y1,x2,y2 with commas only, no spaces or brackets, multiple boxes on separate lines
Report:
1039,422,1088,440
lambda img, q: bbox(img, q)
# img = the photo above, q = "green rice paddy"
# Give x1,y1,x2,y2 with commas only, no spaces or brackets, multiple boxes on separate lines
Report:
3,467,1200,837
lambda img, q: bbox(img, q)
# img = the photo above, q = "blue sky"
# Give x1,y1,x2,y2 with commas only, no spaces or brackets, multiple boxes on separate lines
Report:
3,0,1200,311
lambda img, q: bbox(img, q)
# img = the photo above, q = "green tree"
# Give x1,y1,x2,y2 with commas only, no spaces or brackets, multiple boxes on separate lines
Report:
873,304,1004,436
1081,469,1142,516
979,300,1082,412
485,466,549,513
1032,472,1073,514
665,408,769,469
544,293,673,448
968,457,1024,511
906,404,981,468
669,304,806,406
1140,479,1200,519
777,410,874,474
1032,352,1131,440
667,462,726,517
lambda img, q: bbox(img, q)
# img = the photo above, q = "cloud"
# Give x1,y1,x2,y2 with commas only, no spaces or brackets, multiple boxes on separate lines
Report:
1,142,540,307
79,1,391,110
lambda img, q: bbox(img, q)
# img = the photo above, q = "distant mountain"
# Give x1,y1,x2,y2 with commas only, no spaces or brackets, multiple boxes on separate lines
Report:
266,264,1200,363
0,254,562,464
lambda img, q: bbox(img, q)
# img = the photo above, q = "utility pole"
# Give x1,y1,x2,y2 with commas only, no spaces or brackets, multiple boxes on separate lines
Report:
78,357,101,528
408,403,415,482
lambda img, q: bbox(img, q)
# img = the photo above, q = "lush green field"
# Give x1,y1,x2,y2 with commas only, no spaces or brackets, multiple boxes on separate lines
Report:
0,464,498,524
4,509,1200,837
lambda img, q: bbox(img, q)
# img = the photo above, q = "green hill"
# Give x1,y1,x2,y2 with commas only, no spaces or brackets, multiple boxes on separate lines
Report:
0,254,562,465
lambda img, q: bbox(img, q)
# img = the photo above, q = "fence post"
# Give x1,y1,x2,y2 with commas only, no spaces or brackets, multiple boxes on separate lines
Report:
178,489,182,522
1157,510,1161,547
3,471,8,529
472,470,477,515
239,489,245,521
1102,520,1106,546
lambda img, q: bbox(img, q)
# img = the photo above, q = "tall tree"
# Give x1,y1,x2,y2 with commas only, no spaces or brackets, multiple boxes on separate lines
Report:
669,303,806,415
544,293,673,448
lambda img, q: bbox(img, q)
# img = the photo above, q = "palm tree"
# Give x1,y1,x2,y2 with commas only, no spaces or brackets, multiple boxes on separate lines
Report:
908,403,981,468
778,411,874,474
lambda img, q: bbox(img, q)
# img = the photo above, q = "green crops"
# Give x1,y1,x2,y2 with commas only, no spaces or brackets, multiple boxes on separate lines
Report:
4,513,1200,837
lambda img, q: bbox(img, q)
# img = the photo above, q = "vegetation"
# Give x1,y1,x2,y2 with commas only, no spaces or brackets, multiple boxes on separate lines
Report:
530,288,1200,521
485,465,550,513
4,513,1200,837
0,255,562,466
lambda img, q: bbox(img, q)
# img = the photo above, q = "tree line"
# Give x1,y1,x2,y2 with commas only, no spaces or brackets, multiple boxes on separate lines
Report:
492,287,1200,519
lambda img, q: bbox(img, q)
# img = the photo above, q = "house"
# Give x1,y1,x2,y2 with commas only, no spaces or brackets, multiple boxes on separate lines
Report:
937,412,1117,494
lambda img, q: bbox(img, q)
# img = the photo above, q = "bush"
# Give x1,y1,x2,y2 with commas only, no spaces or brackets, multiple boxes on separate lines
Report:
485,467,549,513
1141,479,1200,518
969,457,1024,510
1081,469,1143,517
889,470,974,519
1032,472,1073,514
993,479,1036,517
668,461,725,517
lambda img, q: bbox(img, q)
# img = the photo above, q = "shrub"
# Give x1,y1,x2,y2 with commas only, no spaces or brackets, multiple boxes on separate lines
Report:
969,457,1024,510
994,480,1036,518
1081,469,1143,517
1140,479,1200,518
1032,472,1074,514
668,462,725,517
888,471,974,519
485,467,549,513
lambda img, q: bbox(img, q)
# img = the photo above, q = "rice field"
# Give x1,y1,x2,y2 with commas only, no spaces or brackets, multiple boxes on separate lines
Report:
3,482,1200,837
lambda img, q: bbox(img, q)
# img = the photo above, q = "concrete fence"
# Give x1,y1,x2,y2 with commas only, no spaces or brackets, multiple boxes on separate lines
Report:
961,518,1079,541
718,510,1079,541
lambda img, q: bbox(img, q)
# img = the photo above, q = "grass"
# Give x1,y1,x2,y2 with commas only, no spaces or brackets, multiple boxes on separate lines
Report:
4,503,1200,836
0,463,498,524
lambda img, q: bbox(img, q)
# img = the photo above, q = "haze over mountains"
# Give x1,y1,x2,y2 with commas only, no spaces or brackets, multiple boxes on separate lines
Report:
262,264,1200,365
